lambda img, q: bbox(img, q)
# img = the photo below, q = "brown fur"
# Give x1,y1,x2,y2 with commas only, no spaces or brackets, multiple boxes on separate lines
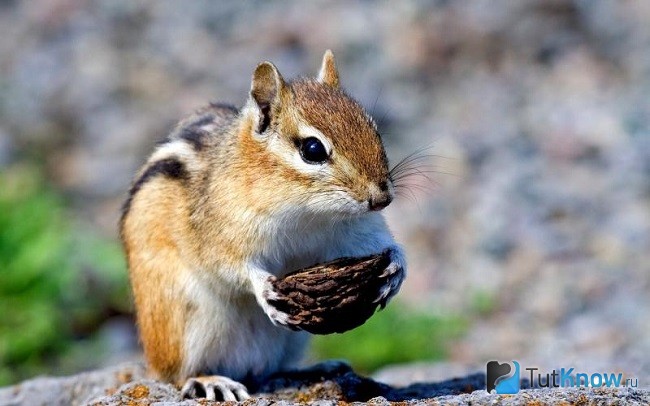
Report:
122,179,190,381
292,80,389,185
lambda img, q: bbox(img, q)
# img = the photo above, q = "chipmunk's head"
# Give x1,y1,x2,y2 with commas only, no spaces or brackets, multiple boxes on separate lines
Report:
241,50,393,218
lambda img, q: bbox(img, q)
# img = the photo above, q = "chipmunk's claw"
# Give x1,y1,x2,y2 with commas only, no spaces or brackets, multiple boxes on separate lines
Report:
181,376,250,401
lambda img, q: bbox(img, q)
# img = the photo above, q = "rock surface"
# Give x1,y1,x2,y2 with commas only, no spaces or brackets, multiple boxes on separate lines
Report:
0,363,148,406
1,362,648,406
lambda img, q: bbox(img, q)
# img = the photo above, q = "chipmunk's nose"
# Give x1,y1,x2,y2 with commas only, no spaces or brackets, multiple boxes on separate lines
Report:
368,181,393,211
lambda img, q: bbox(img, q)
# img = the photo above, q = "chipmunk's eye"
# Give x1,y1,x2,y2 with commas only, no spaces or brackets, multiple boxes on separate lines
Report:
299,137,329,164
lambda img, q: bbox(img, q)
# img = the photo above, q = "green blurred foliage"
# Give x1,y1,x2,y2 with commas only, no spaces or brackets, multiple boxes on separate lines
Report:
311,303,468,373
470,289,497,317
0,164,128,385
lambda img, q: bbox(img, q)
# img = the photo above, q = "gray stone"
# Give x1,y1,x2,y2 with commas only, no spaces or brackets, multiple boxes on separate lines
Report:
2,362,648,405
0,363,147,406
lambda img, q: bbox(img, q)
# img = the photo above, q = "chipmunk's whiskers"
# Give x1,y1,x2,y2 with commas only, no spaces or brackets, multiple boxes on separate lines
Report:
389,145,455,200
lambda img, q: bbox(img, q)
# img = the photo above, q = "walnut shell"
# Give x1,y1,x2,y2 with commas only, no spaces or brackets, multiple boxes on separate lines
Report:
268,250,392,334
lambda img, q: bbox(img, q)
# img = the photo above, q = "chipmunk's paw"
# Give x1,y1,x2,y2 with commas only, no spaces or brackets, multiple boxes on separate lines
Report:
181,376,250,401
260,284,295,327
374,247,406,308
251,272,300,330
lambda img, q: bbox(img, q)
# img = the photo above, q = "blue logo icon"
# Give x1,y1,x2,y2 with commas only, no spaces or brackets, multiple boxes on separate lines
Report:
486,360,520,394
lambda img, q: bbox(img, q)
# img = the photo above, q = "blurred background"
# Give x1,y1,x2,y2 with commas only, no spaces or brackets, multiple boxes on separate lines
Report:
0,0,648,387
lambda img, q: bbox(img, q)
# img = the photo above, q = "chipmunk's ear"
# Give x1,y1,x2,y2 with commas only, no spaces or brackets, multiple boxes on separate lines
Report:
317,50,339,88
250,61,286,133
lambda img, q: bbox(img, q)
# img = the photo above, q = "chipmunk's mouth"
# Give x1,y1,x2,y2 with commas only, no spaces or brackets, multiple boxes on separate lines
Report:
367,194,392,211
366,180,394,212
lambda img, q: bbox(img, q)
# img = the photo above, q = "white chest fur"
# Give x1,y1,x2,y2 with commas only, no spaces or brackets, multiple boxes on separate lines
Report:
181,274,308,380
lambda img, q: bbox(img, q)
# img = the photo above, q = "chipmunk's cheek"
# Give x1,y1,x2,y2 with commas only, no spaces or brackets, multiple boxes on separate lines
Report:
333,193,369,216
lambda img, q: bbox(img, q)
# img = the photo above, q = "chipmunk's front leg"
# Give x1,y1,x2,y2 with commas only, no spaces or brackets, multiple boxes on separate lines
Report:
375,245,406,308
340,217,407,308
248,264,298,329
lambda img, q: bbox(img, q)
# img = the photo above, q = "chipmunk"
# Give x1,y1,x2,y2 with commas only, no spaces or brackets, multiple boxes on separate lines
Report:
120,50,406,401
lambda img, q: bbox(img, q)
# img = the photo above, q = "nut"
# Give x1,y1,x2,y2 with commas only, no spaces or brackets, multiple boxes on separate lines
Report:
269,250,392,334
